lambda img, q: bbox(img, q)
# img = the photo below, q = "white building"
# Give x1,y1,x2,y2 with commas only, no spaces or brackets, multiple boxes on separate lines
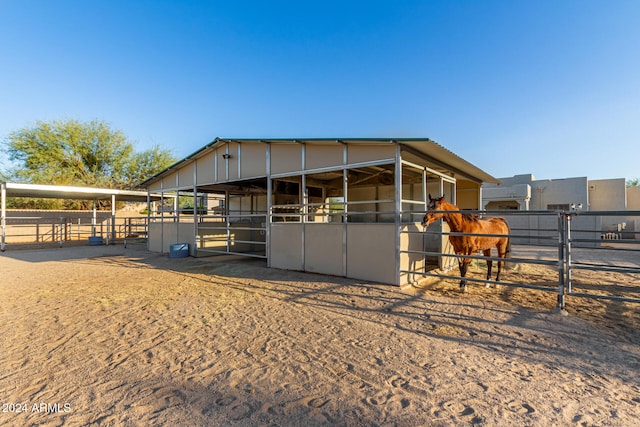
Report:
482,174,639,239
481,174,632,212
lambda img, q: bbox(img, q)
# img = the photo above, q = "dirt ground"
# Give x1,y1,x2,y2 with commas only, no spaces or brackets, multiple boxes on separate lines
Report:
0,244,638,426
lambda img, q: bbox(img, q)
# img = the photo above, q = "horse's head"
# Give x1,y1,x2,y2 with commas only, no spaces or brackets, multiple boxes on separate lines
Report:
422,194,446,227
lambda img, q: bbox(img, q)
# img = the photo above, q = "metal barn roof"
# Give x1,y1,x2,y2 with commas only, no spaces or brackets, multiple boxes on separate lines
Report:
140,137,498,186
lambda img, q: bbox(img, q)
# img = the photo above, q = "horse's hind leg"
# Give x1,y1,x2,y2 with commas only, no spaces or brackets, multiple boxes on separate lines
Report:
496,258,504,282
483,249,493,287
495,242,507,282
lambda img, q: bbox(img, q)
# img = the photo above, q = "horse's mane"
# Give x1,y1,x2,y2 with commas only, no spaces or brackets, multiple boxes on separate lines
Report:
461,212,480,222
438,200,481,222
461,210,508,223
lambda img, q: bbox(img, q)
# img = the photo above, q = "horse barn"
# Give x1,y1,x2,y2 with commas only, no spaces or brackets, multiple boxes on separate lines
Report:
140,138,498,286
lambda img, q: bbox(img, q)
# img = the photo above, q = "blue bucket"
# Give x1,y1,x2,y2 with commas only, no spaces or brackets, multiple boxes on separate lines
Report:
169,243,190,258
88,236,104,246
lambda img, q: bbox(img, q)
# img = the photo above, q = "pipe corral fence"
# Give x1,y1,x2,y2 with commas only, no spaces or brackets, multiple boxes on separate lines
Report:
4,205,639,312
147,199,640,311
401,209,640,310
1,211,149,249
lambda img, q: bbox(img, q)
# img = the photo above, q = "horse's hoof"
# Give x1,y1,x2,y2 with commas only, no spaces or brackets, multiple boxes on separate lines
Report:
459,285,467,293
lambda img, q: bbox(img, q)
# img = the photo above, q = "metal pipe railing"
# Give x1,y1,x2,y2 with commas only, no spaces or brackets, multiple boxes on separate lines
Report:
400,209,640,309
0,215,149,247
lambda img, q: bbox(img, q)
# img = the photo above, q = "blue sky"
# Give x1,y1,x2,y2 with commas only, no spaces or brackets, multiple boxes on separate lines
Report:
1,0,639,181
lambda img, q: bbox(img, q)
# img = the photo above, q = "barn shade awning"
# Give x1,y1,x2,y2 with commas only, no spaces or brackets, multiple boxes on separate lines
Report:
1,182,160,202
1,182,166,251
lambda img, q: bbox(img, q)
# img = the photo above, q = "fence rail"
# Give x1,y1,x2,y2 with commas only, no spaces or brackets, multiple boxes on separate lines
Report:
1,215,149,250
196,211,267,258
401,209,640,309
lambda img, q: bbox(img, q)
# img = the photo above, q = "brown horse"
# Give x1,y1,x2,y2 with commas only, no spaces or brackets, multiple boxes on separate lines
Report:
422,194,511,292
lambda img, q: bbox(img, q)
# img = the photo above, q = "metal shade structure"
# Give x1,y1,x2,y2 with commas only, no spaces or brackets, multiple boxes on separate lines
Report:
2,182,156,202
1,182,163,251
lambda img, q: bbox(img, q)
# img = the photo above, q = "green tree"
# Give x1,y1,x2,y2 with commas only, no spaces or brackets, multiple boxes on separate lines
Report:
124,145,177,189
626,178,639,187
2,119,177,208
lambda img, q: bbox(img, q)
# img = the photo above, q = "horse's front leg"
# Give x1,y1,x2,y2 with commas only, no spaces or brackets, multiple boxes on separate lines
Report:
458,256,471,292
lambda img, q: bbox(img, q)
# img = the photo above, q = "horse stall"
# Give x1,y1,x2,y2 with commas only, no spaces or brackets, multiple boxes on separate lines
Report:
141,138,497,286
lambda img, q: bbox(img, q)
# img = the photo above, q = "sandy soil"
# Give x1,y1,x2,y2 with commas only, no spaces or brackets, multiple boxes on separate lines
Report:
0,244,638,426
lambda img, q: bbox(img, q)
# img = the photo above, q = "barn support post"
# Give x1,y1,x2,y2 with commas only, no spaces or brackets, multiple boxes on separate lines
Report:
394,143,402,286
92,201,97,237
174,191,179,223
565,214,573,295
301,172,307,270
301,143,306,270
225,190,230,254
111,194,116,245
193,159,198,257
145,192,151,251
1,182,6,252
421,168,428,278
341,141,348,277
266,142,272,267
160,190,165,252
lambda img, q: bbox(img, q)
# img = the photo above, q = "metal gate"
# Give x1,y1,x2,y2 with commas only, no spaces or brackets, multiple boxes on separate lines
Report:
563,210,640,308
196,211,267,258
